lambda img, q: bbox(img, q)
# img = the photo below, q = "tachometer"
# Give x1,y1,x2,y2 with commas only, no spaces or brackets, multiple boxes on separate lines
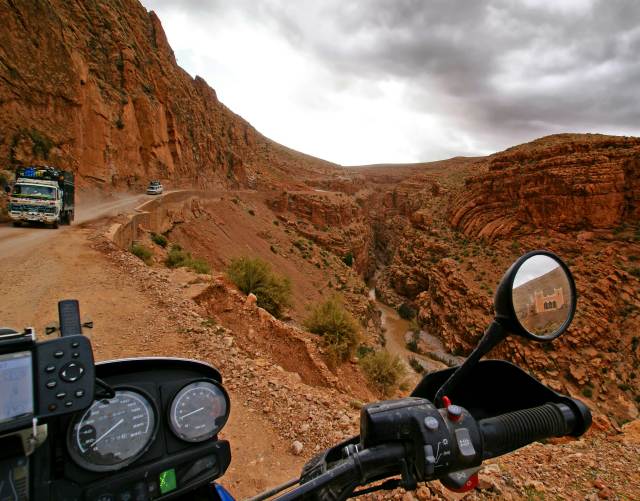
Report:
169,381,229,442
68,389,156,472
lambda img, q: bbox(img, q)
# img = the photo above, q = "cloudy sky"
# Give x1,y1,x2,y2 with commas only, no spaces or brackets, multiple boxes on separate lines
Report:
142,0,640,165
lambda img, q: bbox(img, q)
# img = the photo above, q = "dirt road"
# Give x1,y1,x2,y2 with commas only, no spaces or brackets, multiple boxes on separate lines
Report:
0,191,303,498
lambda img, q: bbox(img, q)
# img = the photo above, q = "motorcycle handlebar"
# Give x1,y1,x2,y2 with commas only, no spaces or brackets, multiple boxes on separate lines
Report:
271,401,587,500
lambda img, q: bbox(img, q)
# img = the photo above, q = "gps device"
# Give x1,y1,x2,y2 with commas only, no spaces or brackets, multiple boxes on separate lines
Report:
0,301,95,436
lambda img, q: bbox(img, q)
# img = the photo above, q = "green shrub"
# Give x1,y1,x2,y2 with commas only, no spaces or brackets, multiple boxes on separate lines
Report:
342,251,354,267
226,256,291,318
581,386,593,398
166,245,190,268
151,233,167,247
188,258,210,274
165,245,210,274
397,303,416,320
359,351,406,396
406,335,420,353
408,356,424,374
304,295,360,363
356,345,375,359
130,243,152,265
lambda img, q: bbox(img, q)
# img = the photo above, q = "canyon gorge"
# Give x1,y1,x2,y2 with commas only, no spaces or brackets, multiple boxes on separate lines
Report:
1,1,639,499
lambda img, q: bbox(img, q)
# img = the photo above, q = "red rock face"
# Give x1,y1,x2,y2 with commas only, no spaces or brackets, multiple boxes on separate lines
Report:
0,0,336,189
451,134,640,238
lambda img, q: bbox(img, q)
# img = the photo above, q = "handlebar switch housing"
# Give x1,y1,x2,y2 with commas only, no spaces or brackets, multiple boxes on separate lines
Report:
360,397,483,482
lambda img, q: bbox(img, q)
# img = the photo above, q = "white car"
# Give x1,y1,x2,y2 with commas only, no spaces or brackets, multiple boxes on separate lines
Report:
146,181,163,195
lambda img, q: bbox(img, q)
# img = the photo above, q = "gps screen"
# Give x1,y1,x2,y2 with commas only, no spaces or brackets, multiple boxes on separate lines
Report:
0,352,34,424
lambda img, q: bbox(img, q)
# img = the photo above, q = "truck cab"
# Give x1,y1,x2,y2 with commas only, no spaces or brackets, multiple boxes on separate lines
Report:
7,166,74,228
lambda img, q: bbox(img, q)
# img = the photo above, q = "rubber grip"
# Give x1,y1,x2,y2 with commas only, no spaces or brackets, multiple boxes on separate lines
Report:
479,403,575,460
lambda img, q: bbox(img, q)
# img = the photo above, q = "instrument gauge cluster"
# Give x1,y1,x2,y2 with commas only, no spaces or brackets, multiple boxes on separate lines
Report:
66,378,229,473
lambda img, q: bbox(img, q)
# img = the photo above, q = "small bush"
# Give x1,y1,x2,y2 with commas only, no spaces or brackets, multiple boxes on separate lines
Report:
188,258,210,274
247,209,255,216
304,295,360,363
406,336,420,353
359,351,406,396
130,243,152,265
342,251,354,267
151,233,167,247
166,245,189,268
408,356,424,374
165,245,210,274
227,256,291,318
356,345,375,359
397,303,416,320
581,386,593,398
629,267,640,278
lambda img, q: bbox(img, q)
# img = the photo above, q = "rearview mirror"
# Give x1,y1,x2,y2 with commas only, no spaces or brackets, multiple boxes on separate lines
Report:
495,251,576,341
435,250,576,405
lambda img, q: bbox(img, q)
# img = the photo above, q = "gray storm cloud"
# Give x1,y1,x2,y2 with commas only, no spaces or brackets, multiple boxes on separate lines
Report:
145,0,640,162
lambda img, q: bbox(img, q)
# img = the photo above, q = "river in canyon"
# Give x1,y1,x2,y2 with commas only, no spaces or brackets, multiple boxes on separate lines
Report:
368,286,463,383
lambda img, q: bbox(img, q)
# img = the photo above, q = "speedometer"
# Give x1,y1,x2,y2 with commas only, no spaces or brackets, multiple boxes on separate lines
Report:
169,381,229,442
68,390,156,472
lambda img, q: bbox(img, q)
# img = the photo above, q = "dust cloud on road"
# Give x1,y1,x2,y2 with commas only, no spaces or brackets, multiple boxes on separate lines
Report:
0,191,147,258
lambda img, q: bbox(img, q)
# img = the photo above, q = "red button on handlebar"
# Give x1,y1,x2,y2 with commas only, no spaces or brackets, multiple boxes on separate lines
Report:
446,473,479,493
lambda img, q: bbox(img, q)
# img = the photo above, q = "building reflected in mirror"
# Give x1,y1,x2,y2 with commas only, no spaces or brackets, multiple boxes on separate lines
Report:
512,256,572,337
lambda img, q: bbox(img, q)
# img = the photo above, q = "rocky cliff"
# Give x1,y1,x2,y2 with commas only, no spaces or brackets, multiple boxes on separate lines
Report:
451,134,640,238
0,0,338,189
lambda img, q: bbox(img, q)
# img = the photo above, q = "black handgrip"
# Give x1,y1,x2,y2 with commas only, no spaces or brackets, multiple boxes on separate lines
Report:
479,403,576,459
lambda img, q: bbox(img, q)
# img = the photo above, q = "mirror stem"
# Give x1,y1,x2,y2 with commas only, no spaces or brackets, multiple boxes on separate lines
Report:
434,320,507,406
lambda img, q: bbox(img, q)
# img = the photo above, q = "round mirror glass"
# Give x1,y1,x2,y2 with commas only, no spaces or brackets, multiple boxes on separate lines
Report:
511,254,573,339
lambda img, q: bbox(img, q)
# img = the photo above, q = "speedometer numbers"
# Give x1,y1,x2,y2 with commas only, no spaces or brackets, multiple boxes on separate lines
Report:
169,381,229,443
68,390,156,472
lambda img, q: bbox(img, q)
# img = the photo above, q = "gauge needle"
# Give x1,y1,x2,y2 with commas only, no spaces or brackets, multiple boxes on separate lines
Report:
180,407,204,420
90,418,124,449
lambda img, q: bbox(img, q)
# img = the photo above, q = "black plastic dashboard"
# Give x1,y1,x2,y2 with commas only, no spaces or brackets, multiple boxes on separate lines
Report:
32,358,232,501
